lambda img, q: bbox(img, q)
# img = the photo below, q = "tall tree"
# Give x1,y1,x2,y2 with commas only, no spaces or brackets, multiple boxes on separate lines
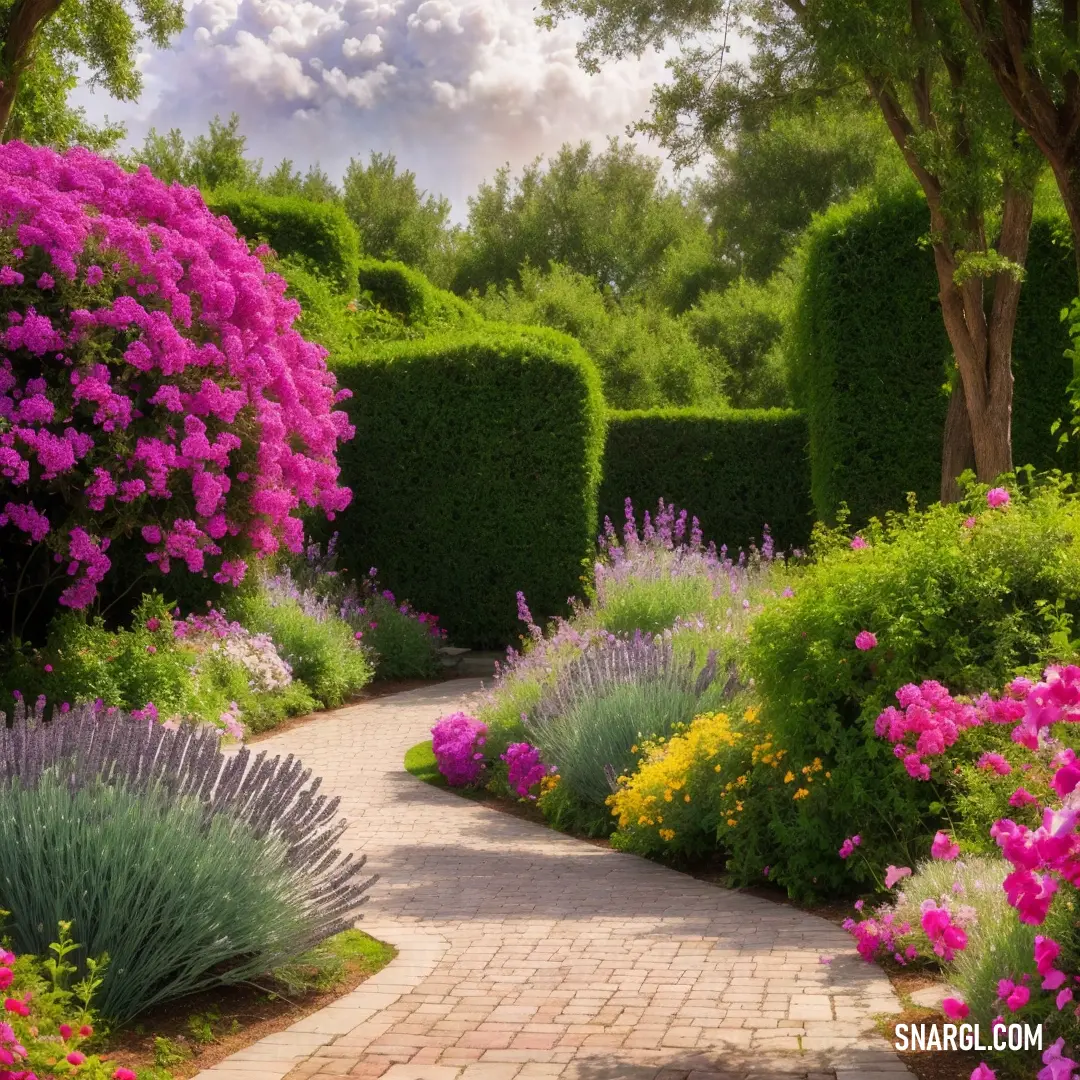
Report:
341,152,456,284
540,0,1042,498
455,137,713,299
956,0,1080,279
704,94,902,281
0,0,183,138
129,113,262,191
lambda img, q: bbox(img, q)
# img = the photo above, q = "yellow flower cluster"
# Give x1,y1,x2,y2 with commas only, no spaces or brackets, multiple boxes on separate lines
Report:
607,710,748,854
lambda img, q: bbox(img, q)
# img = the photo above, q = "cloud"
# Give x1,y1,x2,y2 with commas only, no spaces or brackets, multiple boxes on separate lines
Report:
72,0,683,213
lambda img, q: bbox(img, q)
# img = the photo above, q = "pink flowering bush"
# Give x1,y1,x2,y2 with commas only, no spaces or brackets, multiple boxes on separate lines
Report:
431,713,488,787
732,479,1080,900
841,666,1080,1072
0,141,353,640
501,742,552,799
0,920,135,1079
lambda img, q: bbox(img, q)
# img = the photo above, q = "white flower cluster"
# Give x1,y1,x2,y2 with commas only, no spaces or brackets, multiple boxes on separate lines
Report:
202,631,293,692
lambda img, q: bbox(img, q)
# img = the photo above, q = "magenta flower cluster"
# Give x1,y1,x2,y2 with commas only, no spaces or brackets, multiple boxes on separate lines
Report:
501,742,551,799
874,679,983,780
431,712,487,787
0,141,353,609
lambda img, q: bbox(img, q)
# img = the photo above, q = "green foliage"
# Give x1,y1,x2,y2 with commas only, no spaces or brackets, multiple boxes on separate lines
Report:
341,152,457,285
207,189,361,289
127,113,262,190
790,184,1077,524
4,33,126,151
262,159,339,202
471,262,725,409
229,588,374,708
703,97,903,282
0,773,325,1022
736,481,1080,901
536,774,614,837
452,137,711,299
0,593,316,734
599,408,813,554
361,601,442,680
357,257,480,332
0,0,184,139
683,274,793,408
276,258,416,363
531,679,705,809
331,325,606,648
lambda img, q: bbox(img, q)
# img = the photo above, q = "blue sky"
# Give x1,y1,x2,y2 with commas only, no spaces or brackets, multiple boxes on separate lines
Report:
72,0,687,216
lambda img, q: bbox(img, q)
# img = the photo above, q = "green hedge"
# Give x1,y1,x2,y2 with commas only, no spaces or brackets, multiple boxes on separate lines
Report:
208,191,361,288
357,257,480,332
599,408,813,552
791,185,1077,524
331,326,606,648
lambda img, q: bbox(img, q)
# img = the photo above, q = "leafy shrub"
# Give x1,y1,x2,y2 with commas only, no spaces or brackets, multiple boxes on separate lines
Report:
206,190,361,288
286,537,446,680
230,580,373,708
790,184,1076,525
683,275,793,408
609,708,753,860
357,257,480,331
278,258,416,361
332,325,606,647
0,699,376,1022
1,594,313,736
736,480,1080,900
599,409,813,554
0,143,353,644
470,261,725,410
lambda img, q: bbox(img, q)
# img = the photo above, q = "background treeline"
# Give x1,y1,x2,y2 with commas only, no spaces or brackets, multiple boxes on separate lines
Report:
117,99,904,414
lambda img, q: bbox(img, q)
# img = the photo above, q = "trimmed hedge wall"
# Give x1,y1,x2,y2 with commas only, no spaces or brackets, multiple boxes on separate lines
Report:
599,408,813,552
208,191,361,288
792,185,1077,524
331,326,606,648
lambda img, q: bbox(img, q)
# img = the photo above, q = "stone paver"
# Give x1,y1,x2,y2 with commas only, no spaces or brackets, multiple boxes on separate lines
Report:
194,681,912,1080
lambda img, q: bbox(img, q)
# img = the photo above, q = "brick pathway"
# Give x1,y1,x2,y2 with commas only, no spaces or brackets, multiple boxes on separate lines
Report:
195,681,914,1080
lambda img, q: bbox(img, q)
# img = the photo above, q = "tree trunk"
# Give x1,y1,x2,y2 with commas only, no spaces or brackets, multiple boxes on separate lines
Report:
941,380,976,503
927,185,1032,500
0,80,18,139
1053,157,1080,285
0,0,65,139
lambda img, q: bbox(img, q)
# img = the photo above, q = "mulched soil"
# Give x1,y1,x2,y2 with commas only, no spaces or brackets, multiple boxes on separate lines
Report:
102,948,393,1079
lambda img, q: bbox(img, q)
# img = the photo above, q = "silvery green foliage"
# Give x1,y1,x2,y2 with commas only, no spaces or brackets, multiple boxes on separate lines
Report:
0,699,376,986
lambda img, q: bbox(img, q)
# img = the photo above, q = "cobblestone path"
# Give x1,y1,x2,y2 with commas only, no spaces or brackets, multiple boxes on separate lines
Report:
196,681,914,1080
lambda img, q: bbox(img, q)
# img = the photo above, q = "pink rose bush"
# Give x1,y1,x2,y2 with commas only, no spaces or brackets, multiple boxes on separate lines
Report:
0,925,135,1079
431,713,488,787
841,663,1080,1069
0,141,353,617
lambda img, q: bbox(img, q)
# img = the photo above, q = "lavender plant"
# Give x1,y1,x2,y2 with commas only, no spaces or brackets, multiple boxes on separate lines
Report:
231,580,374,707
0,699,377,1022
523,633,732,807
588,498,785,637
283,536,447,679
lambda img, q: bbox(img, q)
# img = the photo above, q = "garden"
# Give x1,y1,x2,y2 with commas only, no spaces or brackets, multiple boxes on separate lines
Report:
7,0,1080,1078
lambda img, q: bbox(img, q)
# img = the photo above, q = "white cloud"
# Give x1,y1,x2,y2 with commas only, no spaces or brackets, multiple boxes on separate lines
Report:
72,0,691,214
